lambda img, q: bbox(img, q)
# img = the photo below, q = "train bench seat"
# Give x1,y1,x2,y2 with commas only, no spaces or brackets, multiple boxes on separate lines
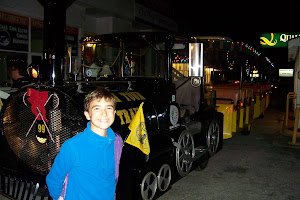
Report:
210,88,245,108
174,79,200,118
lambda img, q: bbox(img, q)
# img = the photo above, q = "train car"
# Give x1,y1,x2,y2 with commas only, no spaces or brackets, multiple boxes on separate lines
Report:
206,85,250,138
188,37,273,139
0,32,223,200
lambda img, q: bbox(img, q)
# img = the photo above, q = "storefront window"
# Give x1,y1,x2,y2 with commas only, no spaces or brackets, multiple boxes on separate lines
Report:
31,18,43,53
0,11,29,86
0,11,79,86
0,53,27,87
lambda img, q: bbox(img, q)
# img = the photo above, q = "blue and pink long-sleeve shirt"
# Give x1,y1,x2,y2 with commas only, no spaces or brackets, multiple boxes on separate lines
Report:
46,122,123,200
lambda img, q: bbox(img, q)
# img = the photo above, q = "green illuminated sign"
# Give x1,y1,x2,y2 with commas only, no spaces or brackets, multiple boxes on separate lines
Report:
260,33,300,48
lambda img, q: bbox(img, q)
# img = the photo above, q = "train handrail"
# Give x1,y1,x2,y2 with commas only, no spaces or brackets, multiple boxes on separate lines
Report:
215,98,234,105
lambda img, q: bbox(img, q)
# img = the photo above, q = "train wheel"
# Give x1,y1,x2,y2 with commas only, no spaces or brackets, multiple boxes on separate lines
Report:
176,130,195,177
157,164,172,192
141,171,157,200
207,119,220,156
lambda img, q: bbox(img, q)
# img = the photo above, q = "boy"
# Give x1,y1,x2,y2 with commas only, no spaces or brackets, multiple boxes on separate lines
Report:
46,88,123,200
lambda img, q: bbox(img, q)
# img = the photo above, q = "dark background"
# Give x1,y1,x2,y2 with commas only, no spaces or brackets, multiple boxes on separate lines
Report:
173,1,300,69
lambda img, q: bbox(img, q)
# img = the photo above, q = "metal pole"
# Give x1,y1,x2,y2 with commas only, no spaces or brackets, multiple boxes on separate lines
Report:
240,64,243,100
165,34,172,82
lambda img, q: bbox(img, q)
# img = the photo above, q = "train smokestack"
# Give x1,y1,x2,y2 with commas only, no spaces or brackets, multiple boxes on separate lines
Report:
38,0,74,86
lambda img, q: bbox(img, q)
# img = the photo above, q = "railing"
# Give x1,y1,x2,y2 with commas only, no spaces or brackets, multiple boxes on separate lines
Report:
285,92,300,145
292,107,300,145
0,173,51,200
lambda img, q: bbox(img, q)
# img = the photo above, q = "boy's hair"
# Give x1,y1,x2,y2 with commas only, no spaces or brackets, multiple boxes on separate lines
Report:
84,88,116,111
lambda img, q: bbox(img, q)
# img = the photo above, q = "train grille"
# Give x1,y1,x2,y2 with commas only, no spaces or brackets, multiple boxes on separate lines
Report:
2,87,85,173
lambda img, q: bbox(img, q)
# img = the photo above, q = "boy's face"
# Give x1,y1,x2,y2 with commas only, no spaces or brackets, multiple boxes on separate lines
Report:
84,98,115,137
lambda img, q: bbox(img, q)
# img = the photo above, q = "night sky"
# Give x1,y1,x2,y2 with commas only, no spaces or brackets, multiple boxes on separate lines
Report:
174,1,300,68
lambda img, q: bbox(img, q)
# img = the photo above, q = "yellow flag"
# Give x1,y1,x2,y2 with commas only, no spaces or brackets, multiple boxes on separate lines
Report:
126,102,150,155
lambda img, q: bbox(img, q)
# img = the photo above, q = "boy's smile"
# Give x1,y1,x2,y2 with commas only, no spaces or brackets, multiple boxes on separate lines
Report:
84,98,116,137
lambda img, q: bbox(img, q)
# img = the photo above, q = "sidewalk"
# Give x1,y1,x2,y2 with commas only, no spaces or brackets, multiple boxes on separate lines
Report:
158,107,300,200
252,108,300,148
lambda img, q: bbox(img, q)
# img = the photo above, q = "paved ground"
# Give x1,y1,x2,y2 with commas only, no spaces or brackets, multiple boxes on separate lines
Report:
158,108,300,200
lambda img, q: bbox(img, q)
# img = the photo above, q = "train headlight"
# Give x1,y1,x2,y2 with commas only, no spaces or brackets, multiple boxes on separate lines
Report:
27,65,39,79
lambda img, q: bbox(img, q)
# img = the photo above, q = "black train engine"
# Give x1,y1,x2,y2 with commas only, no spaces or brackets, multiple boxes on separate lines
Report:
0,32,223,200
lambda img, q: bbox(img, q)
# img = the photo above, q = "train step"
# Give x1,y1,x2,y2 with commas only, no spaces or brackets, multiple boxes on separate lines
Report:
0,173,51,200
